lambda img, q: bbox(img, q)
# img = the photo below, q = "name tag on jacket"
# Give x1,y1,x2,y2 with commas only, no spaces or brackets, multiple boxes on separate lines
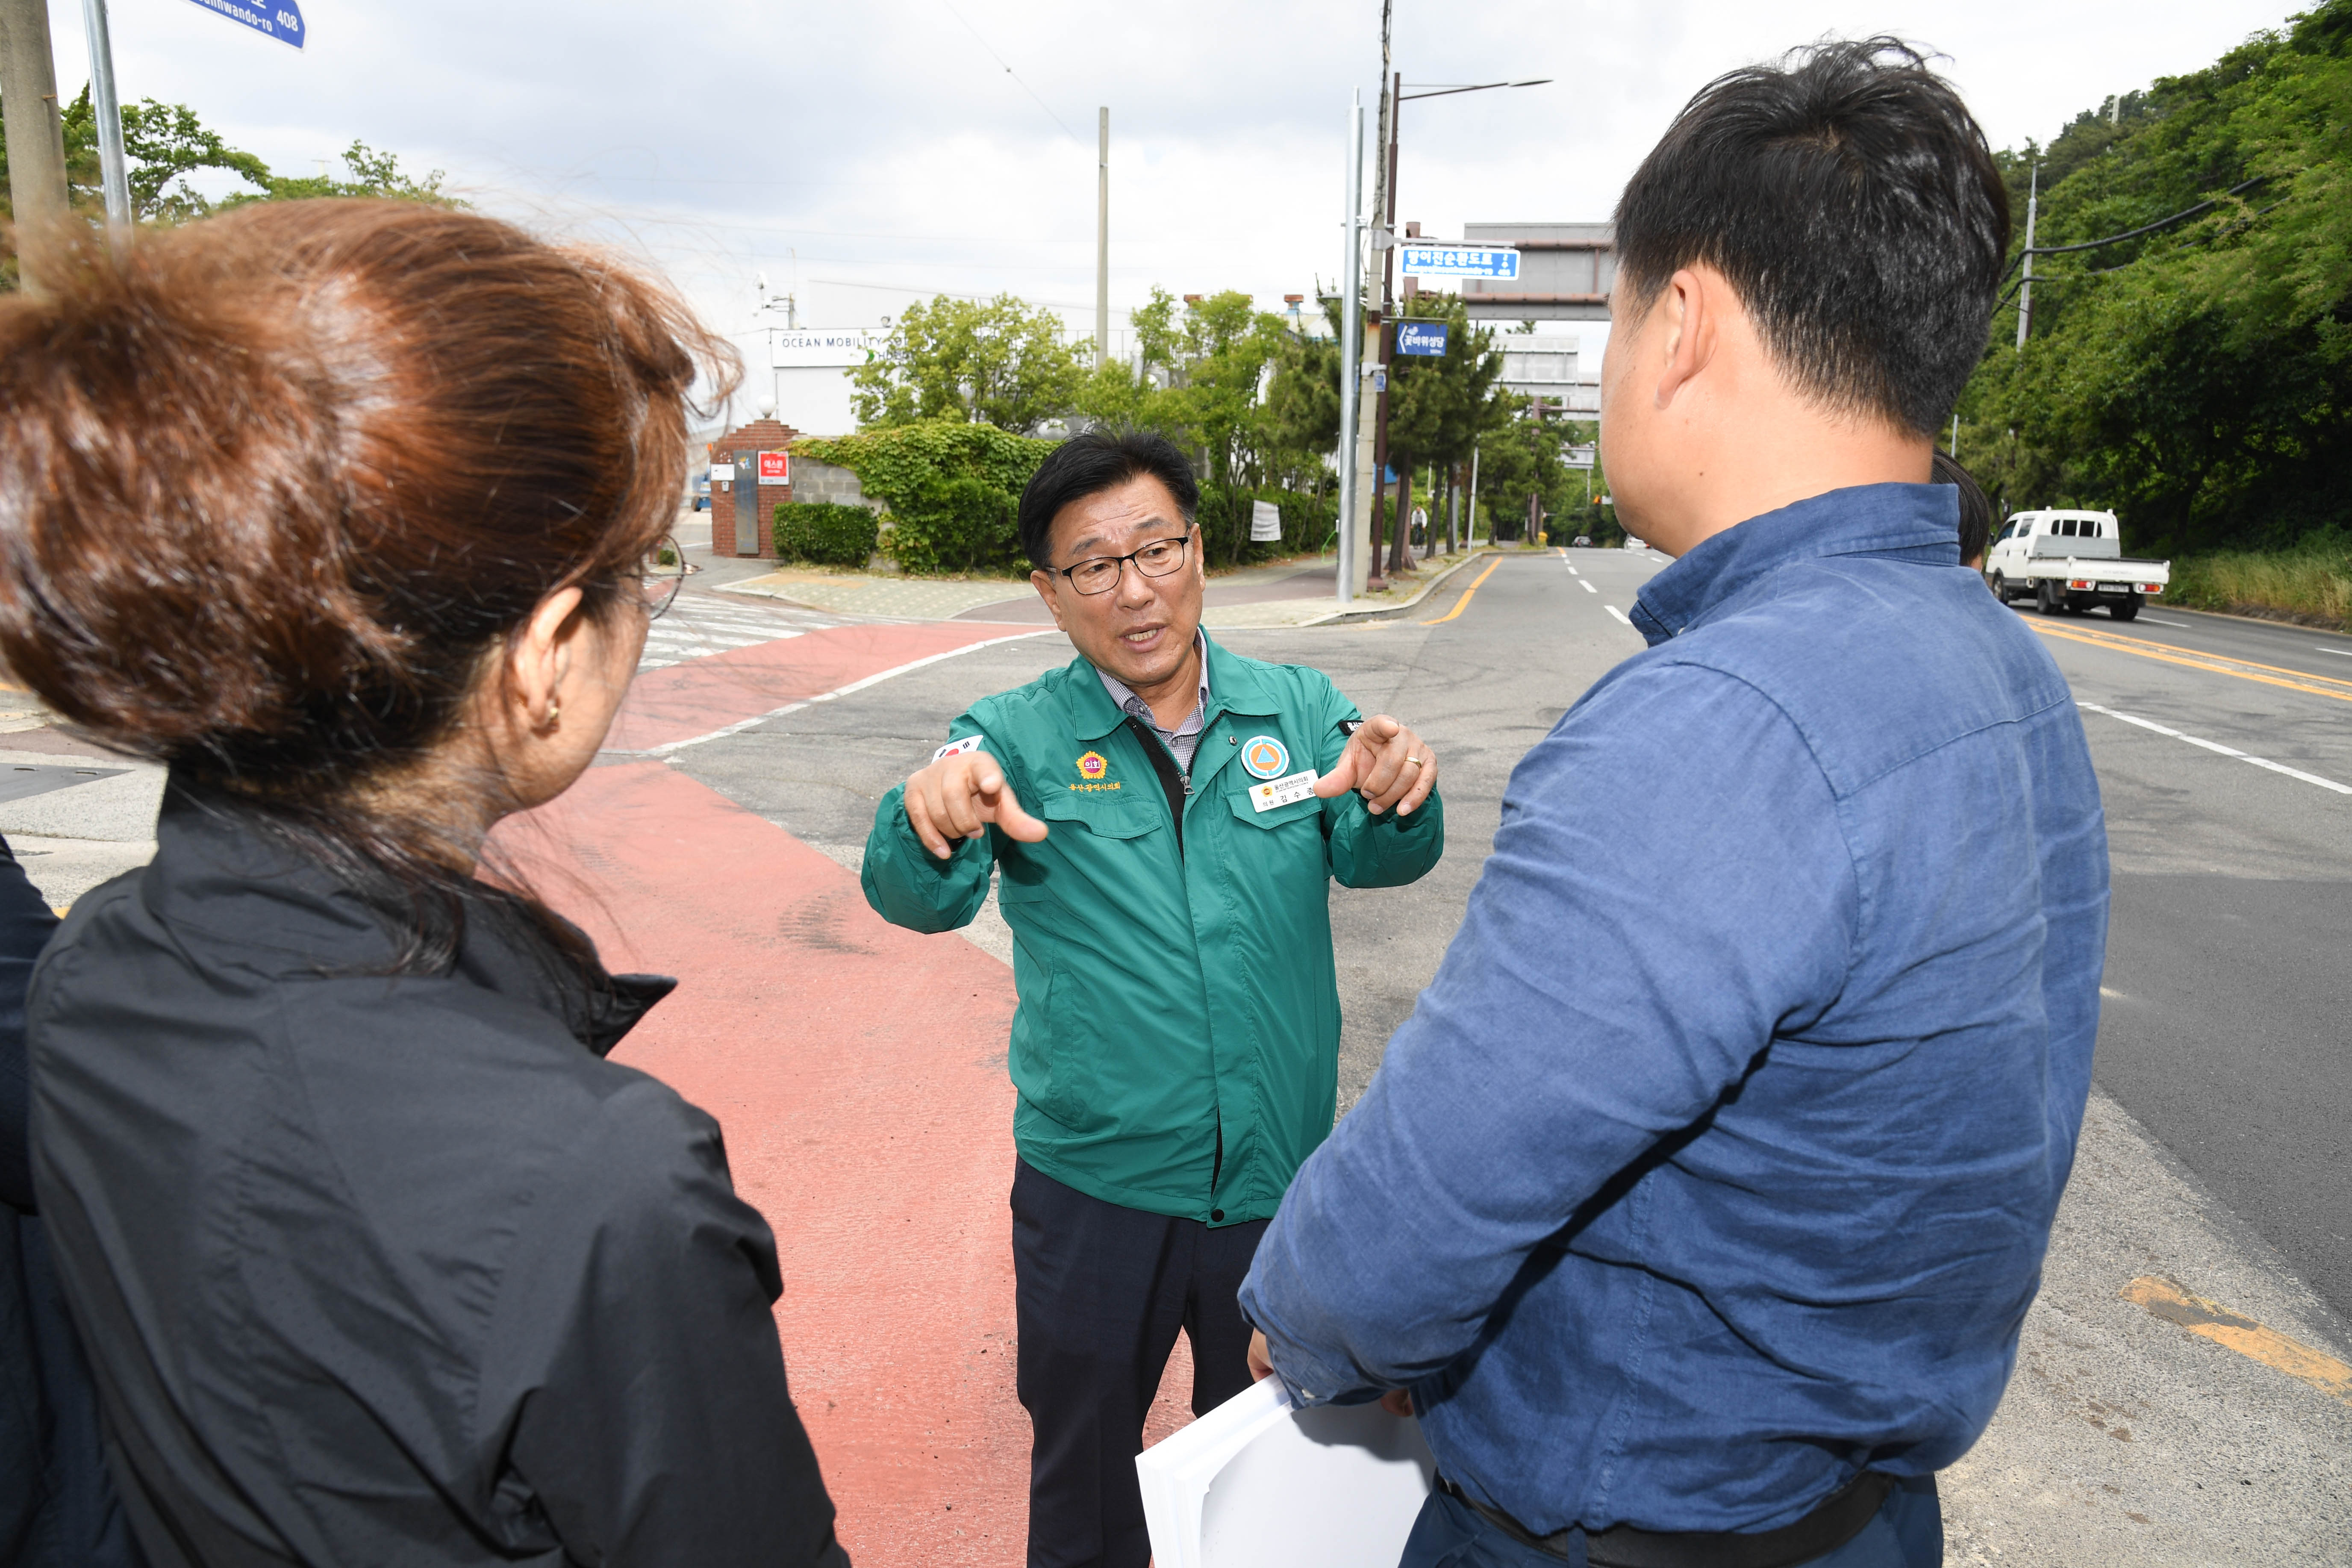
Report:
1249,770,1319,812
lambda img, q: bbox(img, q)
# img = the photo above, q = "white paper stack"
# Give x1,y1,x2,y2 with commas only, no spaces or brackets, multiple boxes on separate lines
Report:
1135,1377,1437,1568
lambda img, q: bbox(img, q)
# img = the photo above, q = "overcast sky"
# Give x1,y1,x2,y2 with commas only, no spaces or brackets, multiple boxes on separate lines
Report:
43,0,2305,366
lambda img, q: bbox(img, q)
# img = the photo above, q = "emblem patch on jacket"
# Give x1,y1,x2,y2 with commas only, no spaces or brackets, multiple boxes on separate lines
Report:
1240,735,1290,780
1076,750,1108,780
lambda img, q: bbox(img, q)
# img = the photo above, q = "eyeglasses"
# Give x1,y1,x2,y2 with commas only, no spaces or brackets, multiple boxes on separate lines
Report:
1056,531,1194,596
639,536,686,620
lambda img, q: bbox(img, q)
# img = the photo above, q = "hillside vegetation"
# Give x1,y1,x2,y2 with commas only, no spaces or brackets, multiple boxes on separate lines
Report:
1956,0,2349,562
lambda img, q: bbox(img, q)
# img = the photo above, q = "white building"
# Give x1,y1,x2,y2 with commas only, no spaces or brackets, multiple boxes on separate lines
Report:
1495,334,1600,415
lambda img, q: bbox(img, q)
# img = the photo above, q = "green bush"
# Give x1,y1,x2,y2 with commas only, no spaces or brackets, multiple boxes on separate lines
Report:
774,501,880,567
884,477,1022,575
1195,484,1337,566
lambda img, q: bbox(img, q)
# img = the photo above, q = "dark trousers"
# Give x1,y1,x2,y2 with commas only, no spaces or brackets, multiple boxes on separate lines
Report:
1010,1159,1267,1568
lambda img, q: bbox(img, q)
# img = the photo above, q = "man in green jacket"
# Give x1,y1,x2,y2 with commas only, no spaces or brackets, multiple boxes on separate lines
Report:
861,429,1444,1568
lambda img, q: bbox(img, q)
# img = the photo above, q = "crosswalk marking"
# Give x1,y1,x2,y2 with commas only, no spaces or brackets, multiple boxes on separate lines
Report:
637,597,839,670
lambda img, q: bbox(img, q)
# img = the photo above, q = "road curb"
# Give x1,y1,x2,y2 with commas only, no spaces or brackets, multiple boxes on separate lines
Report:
1298,547,1519,627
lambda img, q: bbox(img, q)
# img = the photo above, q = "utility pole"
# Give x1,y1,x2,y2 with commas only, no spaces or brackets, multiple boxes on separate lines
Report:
0,0,72,289
1335,89,1365,607
79,0,130,227
2015,161,2039,350
1096,107,1110,371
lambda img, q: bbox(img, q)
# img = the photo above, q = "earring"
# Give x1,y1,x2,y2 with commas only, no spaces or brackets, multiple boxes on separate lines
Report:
544,699,561,729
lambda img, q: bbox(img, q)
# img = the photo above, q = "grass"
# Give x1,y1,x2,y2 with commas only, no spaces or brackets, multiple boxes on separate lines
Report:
2166,534,2352,631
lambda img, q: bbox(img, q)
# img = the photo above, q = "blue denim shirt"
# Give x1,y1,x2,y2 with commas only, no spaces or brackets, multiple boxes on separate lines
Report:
1240,483,2108,1535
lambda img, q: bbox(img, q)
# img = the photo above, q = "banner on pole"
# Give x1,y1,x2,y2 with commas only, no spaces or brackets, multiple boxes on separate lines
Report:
182,0,306,48
1249,501,1283,542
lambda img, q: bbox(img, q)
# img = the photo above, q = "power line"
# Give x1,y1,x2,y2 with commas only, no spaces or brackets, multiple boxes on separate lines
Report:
936,0,1086,147
1999,176,2267,277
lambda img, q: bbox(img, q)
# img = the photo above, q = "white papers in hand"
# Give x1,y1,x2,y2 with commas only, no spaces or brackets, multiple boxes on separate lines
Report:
1135,1377,1437,1568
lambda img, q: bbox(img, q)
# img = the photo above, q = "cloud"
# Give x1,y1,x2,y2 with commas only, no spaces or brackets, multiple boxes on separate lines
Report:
50,0,2303,356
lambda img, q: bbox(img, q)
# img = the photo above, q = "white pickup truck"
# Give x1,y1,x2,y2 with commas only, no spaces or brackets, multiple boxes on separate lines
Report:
1984,509,2171,622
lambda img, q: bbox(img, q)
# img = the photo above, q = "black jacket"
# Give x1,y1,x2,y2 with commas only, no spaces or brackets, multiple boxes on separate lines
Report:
3,832,141,1568
29,783,848,1567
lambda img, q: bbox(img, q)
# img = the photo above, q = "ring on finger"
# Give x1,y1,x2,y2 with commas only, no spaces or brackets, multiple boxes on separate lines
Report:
1402,755,1425,769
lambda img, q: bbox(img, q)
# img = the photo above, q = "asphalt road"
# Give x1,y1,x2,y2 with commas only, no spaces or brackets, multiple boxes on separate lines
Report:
10,540,2343,1560
2011,600,2352,1319
653,544,2352,1560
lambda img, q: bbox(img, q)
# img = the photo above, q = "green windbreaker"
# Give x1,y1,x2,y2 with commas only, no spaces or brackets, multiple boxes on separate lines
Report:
860,635,1444,1224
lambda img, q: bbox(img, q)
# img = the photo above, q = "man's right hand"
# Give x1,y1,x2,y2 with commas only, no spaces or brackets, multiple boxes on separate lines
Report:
904,750,1048,860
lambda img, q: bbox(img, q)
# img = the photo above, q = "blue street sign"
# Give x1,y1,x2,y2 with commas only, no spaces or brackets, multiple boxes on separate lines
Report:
1397,243,1520,281
181,0,305,49
1396,321,1450,357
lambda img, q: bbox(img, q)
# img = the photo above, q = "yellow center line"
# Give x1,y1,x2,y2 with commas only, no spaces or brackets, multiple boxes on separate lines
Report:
2030,620,2352,706
2122,1276,2352,1406
1421,555,1507,626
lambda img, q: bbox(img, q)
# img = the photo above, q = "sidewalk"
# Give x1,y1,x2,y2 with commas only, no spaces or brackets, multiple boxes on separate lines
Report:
715,546,1505,630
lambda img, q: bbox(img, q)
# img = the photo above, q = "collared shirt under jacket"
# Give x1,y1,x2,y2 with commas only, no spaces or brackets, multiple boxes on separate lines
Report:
861,634,1444,1225
28,783,848,1568
1240,484,2108,1535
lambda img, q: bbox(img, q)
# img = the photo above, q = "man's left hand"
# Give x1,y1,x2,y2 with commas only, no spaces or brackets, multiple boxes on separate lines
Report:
1314,714,1437,817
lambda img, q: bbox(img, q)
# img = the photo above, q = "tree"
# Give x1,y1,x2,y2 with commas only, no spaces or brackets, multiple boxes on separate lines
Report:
1954,0,2351,552
55,90,459,218
1258,295,1345,494
1384,297,1504,566
850,293,1085,434
6,91,458,288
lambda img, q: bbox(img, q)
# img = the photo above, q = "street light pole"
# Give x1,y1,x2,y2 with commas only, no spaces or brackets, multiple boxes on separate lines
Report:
1367,71,1551,585
1096,107,1110,372
1335,90,1365,608
79,0,131,228
1367,71,1404,589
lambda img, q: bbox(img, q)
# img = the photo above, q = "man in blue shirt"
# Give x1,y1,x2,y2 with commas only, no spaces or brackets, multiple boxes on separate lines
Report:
1239,38,2107,1568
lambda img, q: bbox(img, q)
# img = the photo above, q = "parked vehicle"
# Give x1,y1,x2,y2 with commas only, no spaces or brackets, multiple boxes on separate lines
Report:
1984,510,2170,621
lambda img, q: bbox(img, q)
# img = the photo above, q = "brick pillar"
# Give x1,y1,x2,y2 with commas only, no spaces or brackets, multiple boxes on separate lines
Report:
708,418,801,559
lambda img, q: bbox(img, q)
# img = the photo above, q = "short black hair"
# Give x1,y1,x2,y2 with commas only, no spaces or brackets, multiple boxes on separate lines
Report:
1018,428,1199,568
1613,38,2009,437
1933,450,1994,567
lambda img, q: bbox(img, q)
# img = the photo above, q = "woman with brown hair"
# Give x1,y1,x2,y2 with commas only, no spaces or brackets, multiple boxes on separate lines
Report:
0,202,848,1567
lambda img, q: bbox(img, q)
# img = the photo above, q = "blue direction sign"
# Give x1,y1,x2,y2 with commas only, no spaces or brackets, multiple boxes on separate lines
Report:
182,0,305,48
1397,243,1520,281
1396,321,1451,357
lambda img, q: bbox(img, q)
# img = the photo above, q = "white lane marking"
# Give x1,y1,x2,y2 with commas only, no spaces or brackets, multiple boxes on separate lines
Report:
2077,701,2352,796
608,631,1059,759
1604,604,1632,626
2136,615,2192,628
2319,647,2352,658
1581,580,1598,594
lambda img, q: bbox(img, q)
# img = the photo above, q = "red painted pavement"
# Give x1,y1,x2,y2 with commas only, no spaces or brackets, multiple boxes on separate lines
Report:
505,759,1031,1565
605,618,1043,753
501,615,1207,1564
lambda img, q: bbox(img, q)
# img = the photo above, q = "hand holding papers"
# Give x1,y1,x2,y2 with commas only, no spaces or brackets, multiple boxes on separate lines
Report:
1135,1376,1436,1568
